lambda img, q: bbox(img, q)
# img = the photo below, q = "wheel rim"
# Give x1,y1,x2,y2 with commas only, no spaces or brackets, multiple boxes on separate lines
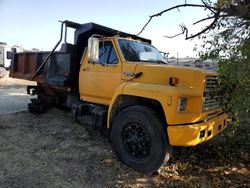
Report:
121,122,151,159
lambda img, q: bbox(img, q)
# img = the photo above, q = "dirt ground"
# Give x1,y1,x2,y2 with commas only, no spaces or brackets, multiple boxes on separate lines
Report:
0,75,249,188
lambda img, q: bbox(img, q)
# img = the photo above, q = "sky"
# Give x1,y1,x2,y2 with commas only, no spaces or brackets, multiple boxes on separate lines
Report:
0,0,211,58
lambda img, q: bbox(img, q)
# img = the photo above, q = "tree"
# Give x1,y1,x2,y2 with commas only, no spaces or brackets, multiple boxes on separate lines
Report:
138,0,250,126
138,0,250,39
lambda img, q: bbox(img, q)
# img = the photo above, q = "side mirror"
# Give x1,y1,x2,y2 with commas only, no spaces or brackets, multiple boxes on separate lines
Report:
88,37,99,63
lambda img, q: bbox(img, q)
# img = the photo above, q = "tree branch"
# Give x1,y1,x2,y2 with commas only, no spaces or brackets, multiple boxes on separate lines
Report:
201,0,216,14
137,1,250,40
164,12,220,40
164,24,188,38
185,13,220,39
193,16,217,25
137,3,216,35
193,14,232,25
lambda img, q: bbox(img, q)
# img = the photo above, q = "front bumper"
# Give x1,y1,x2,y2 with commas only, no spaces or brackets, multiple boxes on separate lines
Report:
167,113,228,146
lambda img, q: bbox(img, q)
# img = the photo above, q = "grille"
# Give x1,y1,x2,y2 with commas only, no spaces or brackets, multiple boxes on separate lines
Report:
203,76,220,111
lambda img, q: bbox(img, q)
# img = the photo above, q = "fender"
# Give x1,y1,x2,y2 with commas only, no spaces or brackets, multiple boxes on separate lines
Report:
107,82,127,128
107,81,206,128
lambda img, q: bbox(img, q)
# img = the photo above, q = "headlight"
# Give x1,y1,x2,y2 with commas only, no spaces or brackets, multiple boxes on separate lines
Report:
178,97,187,112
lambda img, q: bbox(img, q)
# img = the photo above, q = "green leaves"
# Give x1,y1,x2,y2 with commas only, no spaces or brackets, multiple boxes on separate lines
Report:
217,60,250,127
198,4,250,128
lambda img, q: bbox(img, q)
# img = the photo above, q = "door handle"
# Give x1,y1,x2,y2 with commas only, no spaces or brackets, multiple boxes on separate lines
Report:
82,67,90,71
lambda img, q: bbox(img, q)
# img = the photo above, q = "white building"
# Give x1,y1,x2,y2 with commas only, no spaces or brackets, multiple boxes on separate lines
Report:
167,57,218,71
0,42,23,69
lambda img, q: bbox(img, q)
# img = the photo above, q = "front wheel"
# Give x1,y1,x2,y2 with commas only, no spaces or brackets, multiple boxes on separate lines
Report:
111,105,172,174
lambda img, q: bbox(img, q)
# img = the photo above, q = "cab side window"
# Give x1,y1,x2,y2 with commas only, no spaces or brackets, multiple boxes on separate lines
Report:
99,41,118,64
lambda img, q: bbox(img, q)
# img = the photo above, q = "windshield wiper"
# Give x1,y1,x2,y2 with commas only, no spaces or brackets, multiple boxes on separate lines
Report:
127,59,167,64
156,60,167,64
127,59,141,61
140,60,167,64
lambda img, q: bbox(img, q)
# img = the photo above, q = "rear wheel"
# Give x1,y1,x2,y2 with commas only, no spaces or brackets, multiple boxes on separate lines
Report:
28,99,49,114
111,105,172,174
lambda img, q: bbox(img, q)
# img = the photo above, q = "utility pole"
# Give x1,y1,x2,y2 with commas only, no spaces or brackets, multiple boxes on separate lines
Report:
177,52,179,66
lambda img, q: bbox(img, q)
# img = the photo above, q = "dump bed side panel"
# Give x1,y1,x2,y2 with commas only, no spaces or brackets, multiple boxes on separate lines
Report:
9,50,78,90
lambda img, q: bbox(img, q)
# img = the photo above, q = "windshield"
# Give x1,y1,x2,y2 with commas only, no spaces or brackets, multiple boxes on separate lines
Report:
118,39,166,64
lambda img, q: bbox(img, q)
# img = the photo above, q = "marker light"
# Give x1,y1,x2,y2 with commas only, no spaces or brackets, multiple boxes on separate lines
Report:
178,97,187,112
169,77,179,86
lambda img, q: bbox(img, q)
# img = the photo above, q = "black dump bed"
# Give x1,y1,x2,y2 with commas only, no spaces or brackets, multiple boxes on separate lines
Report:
9,21,151,92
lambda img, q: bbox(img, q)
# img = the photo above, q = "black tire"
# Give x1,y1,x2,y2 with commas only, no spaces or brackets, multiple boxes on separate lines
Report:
111,105,172,174
28,100,48,114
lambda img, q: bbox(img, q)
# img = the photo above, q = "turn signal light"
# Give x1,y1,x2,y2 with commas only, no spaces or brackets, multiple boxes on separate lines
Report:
169,77,179,86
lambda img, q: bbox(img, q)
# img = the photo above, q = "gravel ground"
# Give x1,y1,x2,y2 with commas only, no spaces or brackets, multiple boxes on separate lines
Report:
0,75,151,187
0,72,35,88
0,74,249,188
0,110,142,188
0,68,7,78
0,73,36,115
0,87,35,115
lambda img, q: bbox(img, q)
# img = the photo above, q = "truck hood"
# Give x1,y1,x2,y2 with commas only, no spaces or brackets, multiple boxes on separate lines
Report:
123,63,217,91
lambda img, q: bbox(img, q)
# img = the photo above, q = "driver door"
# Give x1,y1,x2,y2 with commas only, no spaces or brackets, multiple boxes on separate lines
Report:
79,40,122,105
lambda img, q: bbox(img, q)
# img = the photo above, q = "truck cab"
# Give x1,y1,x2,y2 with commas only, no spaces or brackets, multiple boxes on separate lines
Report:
9,21,228,174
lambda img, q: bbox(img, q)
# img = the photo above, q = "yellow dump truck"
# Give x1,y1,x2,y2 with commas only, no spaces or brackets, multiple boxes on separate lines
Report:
9,20,228,173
